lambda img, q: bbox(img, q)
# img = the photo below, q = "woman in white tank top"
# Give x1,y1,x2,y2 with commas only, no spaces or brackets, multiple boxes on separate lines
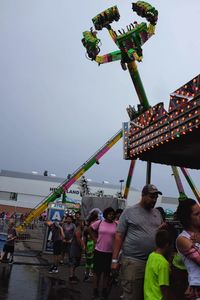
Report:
176,198,200,300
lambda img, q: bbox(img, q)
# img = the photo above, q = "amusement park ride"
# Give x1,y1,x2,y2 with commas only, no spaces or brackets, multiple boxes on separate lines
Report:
17,1,200,231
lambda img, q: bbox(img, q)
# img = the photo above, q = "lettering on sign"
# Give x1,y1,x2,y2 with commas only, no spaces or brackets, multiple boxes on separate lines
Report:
50,187,80,194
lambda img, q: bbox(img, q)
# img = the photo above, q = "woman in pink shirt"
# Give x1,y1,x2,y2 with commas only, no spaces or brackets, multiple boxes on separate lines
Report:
89,207,117,300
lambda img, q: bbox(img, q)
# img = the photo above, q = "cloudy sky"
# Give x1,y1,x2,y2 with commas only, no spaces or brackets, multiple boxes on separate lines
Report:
0,0,200,198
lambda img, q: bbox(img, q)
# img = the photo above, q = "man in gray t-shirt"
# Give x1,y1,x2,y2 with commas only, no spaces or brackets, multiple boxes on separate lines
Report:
111,184,163,300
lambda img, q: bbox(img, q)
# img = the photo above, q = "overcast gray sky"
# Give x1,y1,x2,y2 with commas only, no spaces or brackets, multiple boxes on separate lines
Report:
0,0,200,198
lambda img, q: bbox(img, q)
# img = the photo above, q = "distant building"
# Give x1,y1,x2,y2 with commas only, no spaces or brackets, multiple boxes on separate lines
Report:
0,169,179,214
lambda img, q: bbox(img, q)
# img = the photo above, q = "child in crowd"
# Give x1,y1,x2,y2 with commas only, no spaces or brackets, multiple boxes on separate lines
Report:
84,231,95,281
83,210,99,281
144,230,172,300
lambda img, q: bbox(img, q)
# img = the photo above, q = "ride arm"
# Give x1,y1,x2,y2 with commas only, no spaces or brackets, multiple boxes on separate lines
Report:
123,160,136,199
82,30,143,65
91,4,146,63
171,166,188,200
104,2,158,51
180,167,200,204
82,30,122,64
82,2,158,65
16,130,123,231
132,1,158,33
16,187,63,231
96,51,122,64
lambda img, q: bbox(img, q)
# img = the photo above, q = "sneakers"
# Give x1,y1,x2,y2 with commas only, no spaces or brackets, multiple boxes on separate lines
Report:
69,276,79,284
48,266,58,273
52,268,58,273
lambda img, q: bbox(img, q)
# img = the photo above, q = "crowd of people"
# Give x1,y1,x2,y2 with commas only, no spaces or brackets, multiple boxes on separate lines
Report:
44,184,200,300
1,183,200,300
0,211,28,222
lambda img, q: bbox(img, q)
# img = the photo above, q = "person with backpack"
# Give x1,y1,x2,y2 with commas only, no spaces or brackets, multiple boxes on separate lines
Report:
89,207,117,300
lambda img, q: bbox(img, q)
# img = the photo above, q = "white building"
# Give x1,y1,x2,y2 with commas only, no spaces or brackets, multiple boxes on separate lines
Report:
0,169,178,214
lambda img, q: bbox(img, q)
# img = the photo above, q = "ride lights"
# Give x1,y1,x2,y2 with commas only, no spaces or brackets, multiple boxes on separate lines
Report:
124,88,199,160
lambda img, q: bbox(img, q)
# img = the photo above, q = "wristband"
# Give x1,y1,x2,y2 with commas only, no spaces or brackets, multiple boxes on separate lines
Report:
112,259,118,263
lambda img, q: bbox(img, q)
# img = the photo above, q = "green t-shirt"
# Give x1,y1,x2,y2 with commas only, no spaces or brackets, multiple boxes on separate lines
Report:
144,252,170,300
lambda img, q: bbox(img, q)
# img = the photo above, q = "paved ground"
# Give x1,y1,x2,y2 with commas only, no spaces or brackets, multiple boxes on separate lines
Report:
12,224,122,300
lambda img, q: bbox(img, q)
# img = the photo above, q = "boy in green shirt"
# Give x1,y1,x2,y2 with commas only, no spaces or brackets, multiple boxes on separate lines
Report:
144,230,172,300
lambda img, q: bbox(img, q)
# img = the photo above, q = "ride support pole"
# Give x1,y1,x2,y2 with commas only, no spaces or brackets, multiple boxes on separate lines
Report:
127,60,150,110
171,166,187,200
180,167,200,204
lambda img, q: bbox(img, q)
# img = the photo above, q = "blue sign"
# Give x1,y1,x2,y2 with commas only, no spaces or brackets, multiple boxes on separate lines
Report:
49,208,65,222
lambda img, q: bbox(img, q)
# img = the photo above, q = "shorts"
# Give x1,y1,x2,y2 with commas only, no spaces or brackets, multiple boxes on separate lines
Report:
53,240,62,255
120,257,146,300
61,241,71,255
93,249,112,273
3,244,14,254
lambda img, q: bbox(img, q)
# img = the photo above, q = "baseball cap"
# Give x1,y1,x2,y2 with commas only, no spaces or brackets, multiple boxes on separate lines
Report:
142,184,162,195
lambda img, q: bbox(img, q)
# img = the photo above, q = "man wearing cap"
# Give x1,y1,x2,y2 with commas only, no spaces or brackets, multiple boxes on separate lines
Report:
111,184,163,300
